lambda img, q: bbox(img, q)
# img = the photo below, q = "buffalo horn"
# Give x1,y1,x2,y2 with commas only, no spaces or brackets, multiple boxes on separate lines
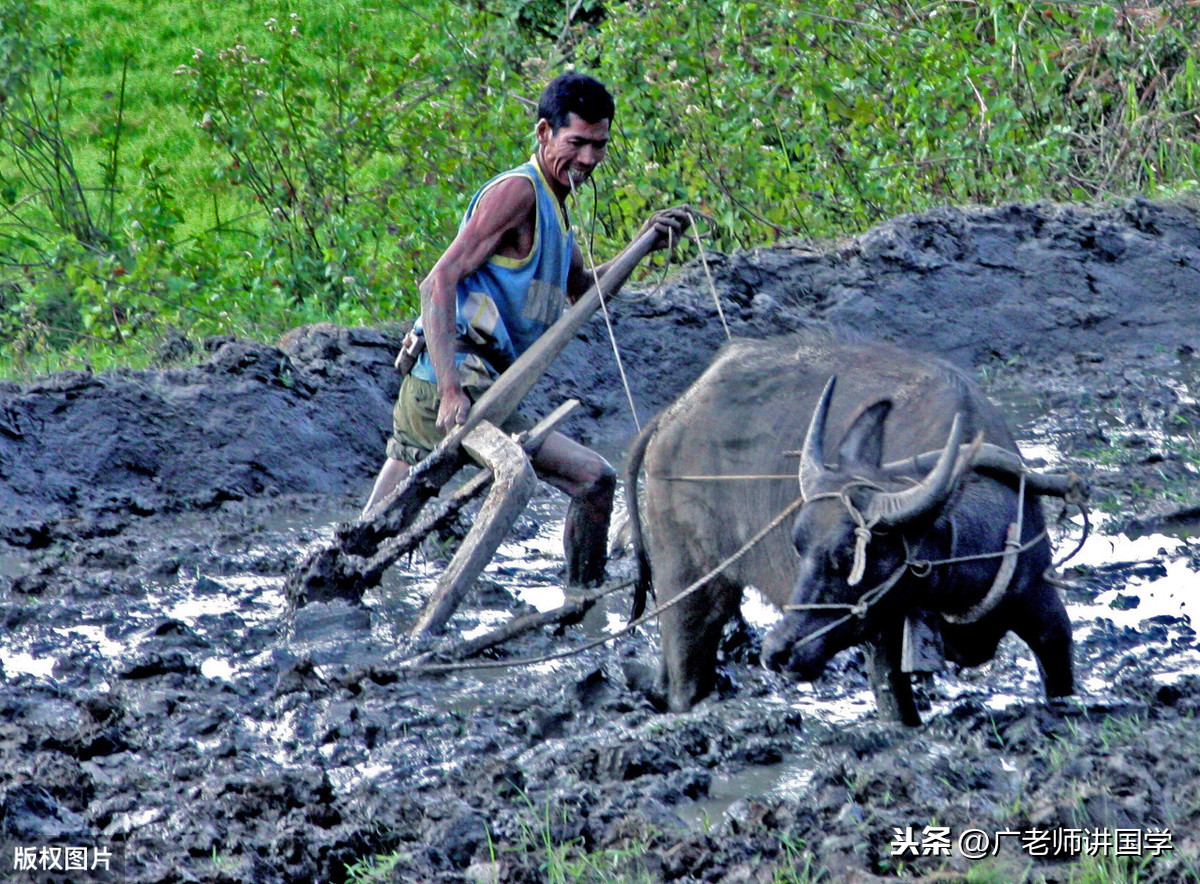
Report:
866,413,966,527
798,377,837,499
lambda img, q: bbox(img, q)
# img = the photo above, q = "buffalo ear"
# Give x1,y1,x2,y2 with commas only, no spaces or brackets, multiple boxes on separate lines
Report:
836,400,892,469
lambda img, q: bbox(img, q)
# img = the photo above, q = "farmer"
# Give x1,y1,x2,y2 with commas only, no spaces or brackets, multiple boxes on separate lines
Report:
362,72,691,588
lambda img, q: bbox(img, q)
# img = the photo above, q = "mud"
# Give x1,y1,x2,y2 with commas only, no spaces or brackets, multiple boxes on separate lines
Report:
2,200,1199,883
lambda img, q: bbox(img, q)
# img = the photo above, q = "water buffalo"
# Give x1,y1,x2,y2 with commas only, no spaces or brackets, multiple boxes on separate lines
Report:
626,332,1074,723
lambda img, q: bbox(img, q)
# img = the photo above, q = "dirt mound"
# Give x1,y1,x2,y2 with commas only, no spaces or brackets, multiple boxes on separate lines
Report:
0,326,400,539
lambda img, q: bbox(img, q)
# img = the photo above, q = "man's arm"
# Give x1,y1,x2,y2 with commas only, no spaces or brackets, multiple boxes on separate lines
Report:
566,205,694,302
422,176,537,431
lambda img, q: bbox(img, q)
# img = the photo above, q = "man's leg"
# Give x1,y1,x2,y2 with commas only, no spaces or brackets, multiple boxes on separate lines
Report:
363,374,439,521
361,457,410,521
531,432,617,587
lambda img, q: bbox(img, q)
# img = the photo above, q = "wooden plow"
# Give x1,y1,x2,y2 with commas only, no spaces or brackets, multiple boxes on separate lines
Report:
284,229,662,637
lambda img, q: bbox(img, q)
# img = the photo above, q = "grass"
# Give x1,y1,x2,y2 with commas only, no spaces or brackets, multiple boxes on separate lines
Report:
43,0,439,239
344,849,404,884
951,856,1181,884
773,834,826,884
1072,428,1200,524
1067,854,1158,884
2,0,498,376
342,797,660,884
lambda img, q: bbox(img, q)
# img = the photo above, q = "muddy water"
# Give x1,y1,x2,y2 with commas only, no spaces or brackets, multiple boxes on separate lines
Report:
9,481,1196,879
2,443,1197,883
7,439,1191,767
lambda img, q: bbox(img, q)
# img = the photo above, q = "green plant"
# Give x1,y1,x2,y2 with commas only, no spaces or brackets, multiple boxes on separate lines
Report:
772,833,826,884
1067,852,1154,884
962,858,1034,883
344,849,404,884
208,846,239,873
487,792,659,884
0,0,109,249
181,13,415,312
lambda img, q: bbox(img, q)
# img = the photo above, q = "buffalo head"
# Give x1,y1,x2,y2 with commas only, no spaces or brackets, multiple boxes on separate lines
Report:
762,377,967,680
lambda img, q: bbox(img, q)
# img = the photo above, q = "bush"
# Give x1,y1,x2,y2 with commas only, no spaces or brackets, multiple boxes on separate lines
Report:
3,0,1200,374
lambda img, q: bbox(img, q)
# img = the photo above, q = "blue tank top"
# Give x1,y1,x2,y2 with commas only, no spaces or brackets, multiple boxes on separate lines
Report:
412,156,575,387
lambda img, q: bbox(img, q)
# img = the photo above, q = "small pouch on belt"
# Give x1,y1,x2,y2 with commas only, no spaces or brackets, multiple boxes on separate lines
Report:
394,330,425,376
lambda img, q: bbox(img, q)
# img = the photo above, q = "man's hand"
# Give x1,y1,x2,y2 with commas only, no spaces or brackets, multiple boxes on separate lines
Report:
436,385,472,433
639,205,694,253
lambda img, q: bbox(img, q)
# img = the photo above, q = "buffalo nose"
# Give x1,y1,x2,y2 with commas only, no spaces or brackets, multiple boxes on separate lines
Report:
761,630,792,673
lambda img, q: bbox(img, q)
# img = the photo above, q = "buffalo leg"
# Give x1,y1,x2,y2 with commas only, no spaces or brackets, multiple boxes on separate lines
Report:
865,632,921,726
1013,590,1075,700
657,568,741,713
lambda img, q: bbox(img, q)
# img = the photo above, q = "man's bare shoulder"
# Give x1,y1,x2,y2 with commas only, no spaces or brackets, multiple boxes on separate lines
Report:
473,173,537,225
442,171,538,267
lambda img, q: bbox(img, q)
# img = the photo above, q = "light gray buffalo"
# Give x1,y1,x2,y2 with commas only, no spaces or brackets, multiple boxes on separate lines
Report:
627,332,1074,723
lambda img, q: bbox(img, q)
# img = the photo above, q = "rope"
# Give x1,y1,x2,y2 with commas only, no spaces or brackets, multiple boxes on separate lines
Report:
1044,491,1093,590
397,494,807,674
781,559,910,651
688,210,731,341
906,529,1050,572
800,482,886,587
1052,498,1091,570
649,473,796,482
941,472,1027,625
576,177,642,431
783,471,1052,630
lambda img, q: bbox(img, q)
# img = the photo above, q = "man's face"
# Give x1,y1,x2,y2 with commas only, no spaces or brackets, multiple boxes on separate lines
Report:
536,113,610,194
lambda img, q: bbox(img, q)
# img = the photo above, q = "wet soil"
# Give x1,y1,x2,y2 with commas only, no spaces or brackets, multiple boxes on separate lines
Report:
2,200,1199,883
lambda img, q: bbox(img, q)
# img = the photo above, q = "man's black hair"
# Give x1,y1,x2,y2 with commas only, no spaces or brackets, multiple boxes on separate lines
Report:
537,73,614,132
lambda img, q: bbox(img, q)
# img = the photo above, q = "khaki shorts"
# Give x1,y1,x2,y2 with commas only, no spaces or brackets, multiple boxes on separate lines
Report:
386,374,537,465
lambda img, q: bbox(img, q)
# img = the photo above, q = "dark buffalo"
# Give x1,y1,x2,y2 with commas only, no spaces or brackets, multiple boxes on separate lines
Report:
627,333,1074,722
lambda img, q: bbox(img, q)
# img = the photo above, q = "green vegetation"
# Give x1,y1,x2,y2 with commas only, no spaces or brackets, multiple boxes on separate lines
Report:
343,805,658,884
1066,854,1160,884
343,848,404,883
5,0,1200,375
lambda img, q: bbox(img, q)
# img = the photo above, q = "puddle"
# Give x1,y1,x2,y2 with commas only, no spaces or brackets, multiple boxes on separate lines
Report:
1056,513,1197,627
159,575,287,625
680,755,819,829
55,624,129,662
0,649,56,679
200,657,237,681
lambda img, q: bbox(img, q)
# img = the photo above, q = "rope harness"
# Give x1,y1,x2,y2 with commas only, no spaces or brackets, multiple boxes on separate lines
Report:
782,470,1056,644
